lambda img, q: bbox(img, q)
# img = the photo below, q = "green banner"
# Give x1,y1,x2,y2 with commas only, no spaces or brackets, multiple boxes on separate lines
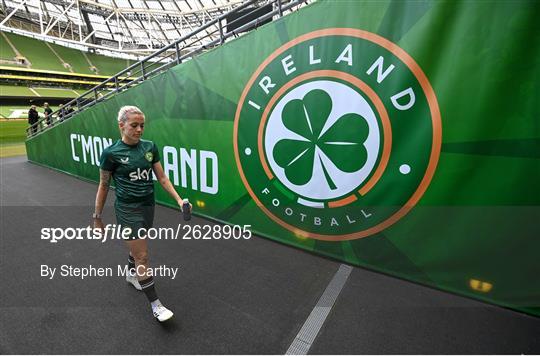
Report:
26,0,540,316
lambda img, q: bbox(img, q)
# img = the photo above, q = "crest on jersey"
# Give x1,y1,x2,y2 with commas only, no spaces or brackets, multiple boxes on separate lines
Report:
145,152,153,162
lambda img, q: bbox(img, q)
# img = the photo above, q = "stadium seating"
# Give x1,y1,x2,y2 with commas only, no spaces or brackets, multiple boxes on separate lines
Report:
33,87,84,98
0,84,33,97
0,84,84,98
0,33,17,64
86,53,134,76
0,32,135,76
47,41,90,74
1,32,136,121
3,32,66,71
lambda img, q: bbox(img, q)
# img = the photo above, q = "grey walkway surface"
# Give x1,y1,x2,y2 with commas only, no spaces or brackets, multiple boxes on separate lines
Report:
1,155,539,354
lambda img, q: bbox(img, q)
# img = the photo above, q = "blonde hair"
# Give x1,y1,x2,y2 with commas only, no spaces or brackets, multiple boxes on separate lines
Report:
117,105,144,123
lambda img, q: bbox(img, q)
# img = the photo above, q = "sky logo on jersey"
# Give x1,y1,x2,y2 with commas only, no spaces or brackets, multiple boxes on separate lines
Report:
129,167,152,182
233,28,442,241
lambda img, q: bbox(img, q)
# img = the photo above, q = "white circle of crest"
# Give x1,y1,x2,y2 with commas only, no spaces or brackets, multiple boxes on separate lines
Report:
264,80,381,201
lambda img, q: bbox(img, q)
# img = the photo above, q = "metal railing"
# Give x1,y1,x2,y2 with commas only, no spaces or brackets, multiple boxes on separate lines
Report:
26,0,311,138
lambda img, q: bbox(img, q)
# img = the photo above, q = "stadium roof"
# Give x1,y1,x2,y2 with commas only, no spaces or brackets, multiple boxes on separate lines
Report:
0,0,282,58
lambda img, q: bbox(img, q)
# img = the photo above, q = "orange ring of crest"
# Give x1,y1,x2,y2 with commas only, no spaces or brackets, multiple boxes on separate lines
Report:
233,28,442,241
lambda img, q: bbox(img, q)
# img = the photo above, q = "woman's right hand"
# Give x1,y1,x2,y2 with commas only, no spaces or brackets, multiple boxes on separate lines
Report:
93,217,105,232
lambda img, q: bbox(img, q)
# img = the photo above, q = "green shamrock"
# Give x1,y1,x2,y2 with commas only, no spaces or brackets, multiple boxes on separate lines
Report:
272,89,369,189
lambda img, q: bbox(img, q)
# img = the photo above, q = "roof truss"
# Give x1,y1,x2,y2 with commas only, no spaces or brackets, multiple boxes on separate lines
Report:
0,0,255,57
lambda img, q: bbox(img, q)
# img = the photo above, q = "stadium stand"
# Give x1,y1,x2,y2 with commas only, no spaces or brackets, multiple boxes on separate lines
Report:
0,31,137,123
45,42,74,73
49,42,89,74
3,32,65,71
1,83,84,97
33,87,82,98
86,52,134,76
0,32,135,75
0,84,33,97
0,33,19,64
0,66,133,84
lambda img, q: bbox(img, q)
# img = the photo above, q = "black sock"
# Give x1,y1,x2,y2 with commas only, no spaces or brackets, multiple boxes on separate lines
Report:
128,255,135,274
140,276,158,303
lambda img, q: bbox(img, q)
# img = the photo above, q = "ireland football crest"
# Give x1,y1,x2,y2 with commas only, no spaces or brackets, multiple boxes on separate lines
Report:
234,29,442,241
145,151,153,162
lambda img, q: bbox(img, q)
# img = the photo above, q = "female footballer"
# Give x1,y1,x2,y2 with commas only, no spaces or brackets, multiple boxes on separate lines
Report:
93,105,190,322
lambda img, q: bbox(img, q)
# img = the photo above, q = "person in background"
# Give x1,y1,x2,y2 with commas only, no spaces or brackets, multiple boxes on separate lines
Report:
28,105,39,134
62,104,75,120
43,102,53,126
57,104,65,122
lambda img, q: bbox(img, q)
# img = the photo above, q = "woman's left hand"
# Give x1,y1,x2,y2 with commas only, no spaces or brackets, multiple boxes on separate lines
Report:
177,199,193,212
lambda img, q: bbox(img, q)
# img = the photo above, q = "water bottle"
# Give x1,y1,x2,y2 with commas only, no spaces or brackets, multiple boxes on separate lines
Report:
182,198,191,221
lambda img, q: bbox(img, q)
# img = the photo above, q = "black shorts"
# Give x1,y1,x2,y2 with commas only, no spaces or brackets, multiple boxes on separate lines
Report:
114,198,155,240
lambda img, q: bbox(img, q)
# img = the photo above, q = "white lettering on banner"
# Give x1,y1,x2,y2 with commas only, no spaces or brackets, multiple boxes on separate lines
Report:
247,44,416,112
281,54,297,76
391,87,416,110
199,150,218,194
69,134,219,195
163,146,219,195
257,184,375,228
163,146,179,185
259,76,276,95
69,134,112,166
102,138,113,150
70,134,80,162
366,56,395,83
335,43,353,66
92,136,103,167
248,101,261,110
81,135,94,165
309,45,321,65
180,148,198,190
